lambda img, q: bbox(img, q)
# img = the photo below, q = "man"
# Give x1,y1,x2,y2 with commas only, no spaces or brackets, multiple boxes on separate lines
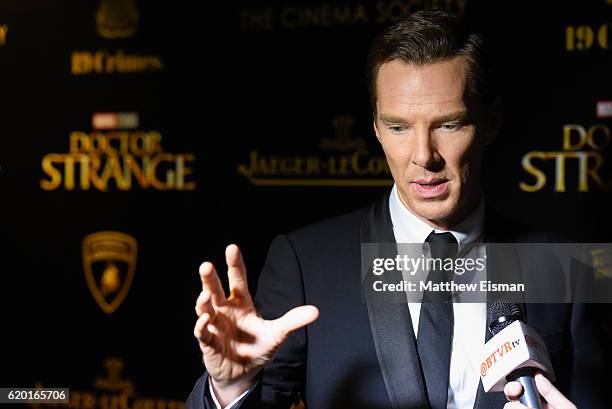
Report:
187,11,604,409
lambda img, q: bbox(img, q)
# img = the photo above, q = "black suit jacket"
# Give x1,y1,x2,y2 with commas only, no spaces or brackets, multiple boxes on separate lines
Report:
187,194,609,409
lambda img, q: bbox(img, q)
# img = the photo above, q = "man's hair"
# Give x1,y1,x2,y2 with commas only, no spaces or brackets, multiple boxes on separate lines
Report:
366,10,492,114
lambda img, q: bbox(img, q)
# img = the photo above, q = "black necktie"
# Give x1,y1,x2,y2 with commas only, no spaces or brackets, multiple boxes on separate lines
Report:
417,232,457,409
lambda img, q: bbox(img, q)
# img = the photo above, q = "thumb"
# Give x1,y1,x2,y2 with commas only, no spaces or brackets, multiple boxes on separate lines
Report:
272,305,319,338
504,381,524,401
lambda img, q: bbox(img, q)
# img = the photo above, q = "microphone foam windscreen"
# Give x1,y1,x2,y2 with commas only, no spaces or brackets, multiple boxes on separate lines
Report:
487,301,524,336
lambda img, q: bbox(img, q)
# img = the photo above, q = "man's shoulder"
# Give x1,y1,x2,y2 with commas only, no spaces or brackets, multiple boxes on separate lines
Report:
485,207,570,243
287,207,366,241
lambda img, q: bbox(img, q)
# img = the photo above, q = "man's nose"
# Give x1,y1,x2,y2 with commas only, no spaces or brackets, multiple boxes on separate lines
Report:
411,128,440,169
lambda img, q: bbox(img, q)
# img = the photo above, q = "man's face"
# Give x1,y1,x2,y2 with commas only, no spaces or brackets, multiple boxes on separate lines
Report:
374,56,493,229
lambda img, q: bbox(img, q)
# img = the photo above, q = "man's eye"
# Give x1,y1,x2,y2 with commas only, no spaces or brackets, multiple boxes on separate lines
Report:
440,123,463,132
388,126,406,134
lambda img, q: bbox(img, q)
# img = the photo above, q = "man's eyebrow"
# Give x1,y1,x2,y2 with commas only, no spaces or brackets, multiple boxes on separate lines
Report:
379,114,409,124
379,110,468,124
432,110,469,123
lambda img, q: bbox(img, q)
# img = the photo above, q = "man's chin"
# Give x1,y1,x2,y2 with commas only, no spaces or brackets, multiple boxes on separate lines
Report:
409,201,455,226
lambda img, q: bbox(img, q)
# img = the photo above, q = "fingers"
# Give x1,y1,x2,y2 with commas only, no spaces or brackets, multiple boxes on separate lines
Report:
503,375,576,409
272,305,320,339
194,312,221,350
194,312,212,344
198,245,250,306
534,373,577,409
225,244,250,300
199,261,226,306
504,381,524,401
195,290,215,317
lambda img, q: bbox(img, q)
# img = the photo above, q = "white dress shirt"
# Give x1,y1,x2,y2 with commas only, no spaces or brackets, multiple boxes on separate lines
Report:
389,184,486,409
208,377,251,409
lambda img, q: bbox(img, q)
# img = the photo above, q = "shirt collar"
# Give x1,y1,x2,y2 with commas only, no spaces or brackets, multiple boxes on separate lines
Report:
388,184,485,247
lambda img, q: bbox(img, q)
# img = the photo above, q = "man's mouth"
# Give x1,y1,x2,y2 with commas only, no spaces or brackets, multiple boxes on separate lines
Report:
413,179,447,187
411,179,450,198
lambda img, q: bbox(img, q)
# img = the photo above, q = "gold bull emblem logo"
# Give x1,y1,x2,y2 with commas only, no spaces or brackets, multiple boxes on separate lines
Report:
83,231,137,314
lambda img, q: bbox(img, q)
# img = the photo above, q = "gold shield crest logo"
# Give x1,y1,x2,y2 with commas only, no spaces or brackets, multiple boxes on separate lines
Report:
96,0,139,39
83,231,137,314
319,116,366,151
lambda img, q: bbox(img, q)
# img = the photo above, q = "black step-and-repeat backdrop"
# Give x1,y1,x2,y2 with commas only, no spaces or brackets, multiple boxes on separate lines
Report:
1,0,610,407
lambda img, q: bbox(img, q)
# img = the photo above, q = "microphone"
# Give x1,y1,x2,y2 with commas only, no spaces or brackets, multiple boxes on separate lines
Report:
479,302,555,409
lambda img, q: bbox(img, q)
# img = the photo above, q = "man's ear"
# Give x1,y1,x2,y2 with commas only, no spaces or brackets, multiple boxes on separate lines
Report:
483,98,502,146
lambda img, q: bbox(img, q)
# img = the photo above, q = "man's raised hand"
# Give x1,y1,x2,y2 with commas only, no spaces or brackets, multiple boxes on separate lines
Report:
193,244,319,405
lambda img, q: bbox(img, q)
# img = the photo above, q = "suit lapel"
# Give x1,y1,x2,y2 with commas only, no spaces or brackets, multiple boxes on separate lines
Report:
361,194,430,409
